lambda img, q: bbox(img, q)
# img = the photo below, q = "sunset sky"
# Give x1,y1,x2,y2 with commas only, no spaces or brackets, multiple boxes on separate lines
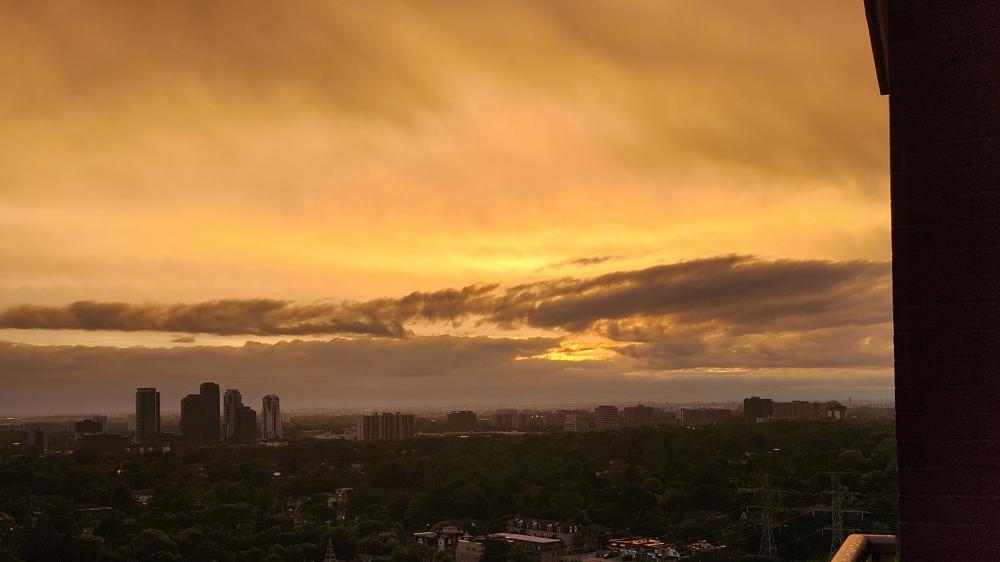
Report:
0,1,890,415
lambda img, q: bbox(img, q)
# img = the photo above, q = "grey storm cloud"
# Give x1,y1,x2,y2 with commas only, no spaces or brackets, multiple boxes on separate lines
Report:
0,256,890,339
0,299,410,337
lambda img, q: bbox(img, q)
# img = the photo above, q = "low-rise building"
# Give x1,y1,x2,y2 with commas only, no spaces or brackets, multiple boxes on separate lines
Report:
488,533,566,562
505,517,608,551
457,537,512,562
609,537,680,560
413,526,464,553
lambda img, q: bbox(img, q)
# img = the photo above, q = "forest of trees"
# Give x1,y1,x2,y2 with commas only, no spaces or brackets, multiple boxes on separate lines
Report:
0,418,896,562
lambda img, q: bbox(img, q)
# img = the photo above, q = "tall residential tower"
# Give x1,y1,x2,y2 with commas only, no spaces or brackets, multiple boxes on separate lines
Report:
134,387,160,442
223,389,242,440
199,382,220,443
262,394,281,440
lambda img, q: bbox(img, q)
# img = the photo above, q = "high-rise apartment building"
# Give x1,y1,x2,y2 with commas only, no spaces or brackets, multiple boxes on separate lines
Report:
743,396,773,423
199,382,220,443
622,405,656,426
355,412,416,441
593,405,620,431
223,389,242,440
492,410,517,431
235,405,257,445
135,387,160,442
679,408,733,426
447,410,476,432
180,393,204,444
262,394,281,440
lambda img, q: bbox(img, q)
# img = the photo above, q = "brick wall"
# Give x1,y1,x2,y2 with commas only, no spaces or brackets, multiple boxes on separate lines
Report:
889,2,1000,560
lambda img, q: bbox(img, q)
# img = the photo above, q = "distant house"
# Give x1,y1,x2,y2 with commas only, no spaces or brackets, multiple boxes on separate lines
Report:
413,526,464,553
487,533,566,562
608,537,680,560
506,517,606,550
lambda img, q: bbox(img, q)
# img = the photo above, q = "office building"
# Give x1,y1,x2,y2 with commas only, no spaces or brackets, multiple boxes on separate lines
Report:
355,412,416,441
622,405,656,426
593,405,620,431
447,410,477,432
199,382,220,443
223,389,242,440
743,396,773,423
180,393,204,444
135,387,160,442
262,394,282,440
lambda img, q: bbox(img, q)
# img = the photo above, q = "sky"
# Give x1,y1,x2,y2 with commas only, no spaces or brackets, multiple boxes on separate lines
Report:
0,1,890,415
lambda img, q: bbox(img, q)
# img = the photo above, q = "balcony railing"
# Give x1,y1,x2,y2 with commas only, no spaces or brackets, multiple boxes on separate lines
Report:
830,534,896,562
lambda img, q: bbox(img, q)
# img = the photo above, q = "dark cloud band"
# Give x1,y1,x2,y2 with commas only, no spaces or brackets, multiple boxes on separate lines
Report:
0,256,890,339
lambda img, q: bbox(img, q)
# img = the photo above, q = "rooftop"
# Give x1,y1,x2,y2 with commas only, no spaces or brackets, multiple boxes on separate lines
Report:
490,533,562,545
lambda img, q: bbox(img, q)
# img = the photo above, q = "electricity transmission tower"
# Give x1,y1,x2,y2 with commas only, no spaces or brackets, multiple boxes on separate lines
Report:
756,474,780,560
827,473,845,556
822,472,866,557
324,540,338,562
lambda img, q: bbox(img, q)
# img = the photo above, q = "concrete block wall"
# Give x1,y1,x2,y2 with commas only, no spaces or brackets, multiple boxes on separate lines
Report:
889,2,1000,559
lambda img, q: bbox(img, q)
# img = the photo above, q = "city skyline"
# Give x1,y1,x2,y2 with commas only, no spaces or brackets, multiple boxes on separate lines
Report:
0,2,890,415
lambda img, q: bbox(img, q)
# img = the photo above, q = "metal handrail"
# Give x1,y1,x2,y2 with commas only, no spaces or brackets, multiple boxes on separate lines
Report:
830,534,896,562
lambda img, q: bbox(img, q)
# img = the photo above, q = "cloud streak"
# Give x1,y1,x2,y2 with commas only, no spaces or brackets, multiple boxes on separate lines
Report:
0,256,889,337
0,256,892,370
